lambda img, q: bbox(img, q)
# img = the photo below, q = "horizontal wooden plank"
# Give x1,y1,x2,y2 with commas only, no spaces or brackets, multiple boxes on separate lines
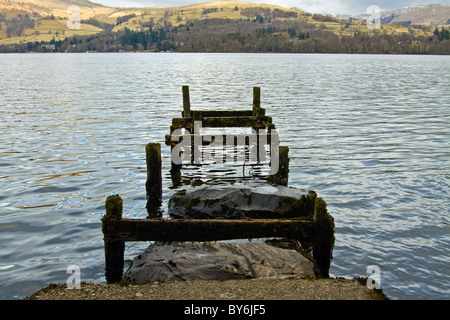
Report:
171,116,274,129
102,218,321,242
185,110,255,117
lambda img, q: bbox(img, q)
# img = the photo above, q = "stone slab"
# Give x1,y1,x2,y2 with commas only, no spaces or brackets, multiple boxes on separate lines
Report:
124,241,316,282
168,183,317,219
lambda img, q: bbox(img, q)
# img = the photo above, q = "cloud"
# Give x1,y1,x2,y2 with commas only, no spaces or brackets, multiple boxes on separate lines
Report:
92,0,193,7
252,0,449,14
278,0,353,14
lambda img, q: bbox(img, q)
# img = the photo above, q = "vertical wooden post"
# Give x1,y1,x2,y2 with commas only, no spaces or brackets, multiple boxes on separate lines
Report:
102,194,125,283
192,112,203,165
268,145,289,186
182,85,191,118
312,197,335,278
279,146,289,186
253,87,261,160
253,87,261,115
170,140,182,188
146,143,162,217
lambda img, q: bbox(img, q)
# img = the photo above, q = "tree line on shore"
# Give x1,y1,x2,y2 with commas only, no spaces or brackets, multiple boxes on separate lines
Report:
1,16,449,54
0,13,35,38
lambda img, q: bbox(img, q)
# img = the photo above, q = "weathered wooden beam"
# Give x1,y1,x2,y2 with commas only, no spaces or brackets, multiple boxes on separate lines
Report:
191,110,255,117
145,143,162,217
182,110,265,118
171,116,274,129
102,218,320,243
182,85,191,117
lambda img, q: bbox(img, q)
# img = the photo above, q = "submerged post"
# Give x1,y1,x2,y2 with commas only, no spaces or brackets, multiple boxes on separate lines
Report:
146,142,162,217
182,85,191,118
268,145,289,186
278,146,289,186
312,197,335,278
102,194,125,283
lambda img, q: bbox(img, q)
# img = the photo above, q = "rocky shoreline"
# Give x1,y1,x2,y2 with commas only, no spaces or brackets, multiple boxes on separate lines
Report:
25,277,388,300
25,240,389,301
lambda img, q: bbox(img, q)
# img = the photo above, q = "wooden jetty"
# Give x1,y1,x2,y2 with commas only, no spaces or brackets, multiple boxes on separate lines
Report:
165,86,289,187
101,86,335,284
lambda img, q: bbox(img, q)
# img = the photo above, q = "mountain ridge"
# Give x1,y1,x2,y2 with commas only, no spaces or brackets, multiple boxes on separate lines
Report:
2,0,449,25
335,4,450,26
380,4,450,26
0,0,111,19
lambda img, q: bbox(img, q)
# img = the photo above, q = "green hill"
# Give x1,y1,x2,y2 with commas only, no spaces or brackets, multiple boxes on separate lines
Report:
0,0,449,54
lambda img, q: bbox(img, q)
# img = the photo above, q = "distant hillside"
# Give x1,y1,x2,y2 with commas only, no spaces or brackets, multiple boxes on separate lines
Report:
0,0,310,45
381,4,450,26
1,0,449,54
2,0,448,24
0,0,113,18
0,0,296,19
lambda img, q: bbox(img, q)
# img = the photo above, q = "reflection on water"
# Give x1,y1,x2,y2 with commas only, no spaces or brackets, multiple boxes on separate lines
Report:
0,53,449,300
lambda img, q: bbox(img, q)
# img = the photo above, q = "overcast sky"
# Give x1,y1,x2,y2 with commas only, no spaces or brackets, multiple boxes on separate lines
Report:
91,0,450,15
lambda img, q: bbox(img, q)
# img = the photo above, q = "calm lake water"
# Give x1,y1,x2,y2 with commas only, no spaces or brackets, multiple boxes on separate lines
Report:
0,53,449,300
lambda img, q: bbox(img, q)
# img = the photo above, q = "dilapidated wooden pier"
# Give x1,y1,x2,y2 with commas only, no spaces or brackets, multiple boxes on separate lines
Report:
101,86,334,284
166,86,289,187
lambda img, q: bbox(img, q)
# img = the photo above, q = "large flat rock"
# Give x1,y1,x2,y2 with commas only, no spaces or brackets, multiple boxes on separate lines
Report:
123,242,316,282
168,183,317,219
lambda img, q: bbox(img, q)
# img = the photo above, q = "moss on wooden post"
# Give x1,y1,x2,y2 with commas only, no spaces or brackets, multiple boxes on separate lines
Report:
103,195,123,221
312,197,335,278
102,195,125,284
182,85,191,118
146,143,162,217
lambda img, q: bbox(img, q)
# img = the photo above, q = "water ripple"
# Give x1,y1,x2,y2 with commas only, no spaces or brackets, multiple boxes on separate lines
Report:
0,53,449,300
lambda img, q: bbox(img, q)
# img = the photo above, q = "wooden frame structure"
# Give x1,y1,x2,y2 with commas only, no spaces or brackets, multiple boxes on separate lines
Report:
101,87,335,284
165,86,289,187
